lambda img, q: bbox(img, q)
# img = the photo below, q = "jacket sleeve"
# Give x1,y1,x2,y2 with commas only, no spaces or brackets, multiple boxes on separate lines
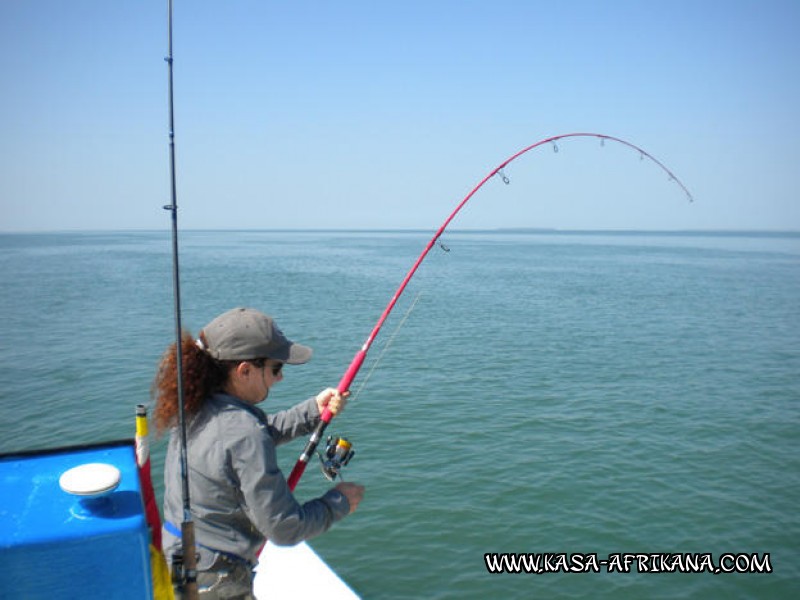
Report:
266,396,321,445
230,418,350,546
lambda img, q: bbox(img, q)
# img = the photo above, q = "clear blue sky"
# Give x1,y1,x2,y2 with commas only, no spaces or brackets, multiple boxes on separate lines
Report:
1,0,798,231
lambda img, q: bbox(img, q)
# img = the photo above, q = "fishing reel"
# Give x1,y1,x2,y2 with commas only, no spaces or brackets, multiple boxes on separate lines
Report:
318,435,355,481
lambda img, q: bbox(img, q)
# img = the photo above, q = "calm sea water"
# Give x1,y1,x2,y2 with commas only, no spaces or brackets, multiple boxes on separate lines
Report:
1,230,798,599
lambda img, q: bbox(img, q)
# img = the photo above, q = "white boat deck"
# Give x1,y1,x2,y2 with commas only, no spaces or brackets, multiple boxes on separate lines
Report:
255,540,360,599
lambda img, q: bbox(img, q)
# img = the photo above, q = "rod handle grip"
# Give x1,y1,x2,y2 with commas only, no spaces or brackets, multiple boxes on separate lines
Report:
287,349,366,491
286,460,307,491
287,417,331,491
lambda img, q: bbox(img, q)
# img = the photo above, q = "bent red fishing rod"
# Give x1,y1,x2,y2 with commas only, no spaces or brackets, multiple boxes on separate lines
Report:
286,132,693,490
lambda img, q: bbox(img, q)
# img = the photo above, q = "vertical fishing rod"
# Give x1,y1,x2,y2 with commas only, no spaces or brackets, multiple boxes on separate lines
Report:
164,1,199,598
286,132,693,490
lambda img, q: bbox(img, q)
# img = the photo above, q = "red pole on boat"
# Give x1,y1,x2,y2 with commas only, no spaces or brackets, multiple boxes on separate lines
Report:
286,132,693,490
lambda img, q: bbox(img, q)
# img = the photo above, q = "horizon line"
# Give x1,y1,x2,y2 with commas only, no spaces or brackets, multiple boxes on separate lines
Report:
1,227,799,236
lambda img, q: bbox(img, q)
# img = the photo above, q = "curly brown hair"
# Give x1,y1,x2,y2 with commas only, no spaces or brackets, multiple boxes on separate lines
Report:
151,332,229,434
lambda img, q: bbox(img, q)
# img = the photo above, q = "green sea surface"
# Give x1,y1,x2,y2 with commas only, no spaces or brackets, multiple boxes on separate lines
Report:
1,230,798,599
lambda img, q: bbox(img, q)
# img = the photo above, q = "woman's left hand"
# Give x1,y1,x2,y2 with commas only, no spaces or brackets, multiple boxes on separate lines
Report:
315,388,350,416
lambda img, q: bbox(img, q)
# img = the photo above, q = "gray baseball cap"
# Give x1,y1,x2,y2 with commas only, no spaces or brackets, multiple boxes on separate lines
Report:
200,307,312,364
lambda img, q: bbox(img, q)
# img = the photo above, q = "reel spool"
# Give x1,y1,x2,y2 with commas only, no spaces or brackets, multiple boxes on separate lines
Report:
319,436,355,481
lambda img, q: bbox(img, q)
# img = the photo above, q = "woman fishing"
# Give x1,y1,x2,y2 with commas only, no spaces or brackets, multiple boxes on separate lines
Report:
152,307,365,599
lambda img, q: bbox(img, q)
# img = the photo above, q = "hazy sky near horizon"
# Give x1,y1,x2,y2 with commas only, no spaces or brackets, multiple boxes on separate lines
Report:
1,0,798,232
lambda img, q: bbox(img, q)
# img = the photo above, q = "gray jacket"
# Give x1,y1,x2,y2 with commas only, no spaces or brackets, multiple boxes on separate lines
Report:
162,392,350,566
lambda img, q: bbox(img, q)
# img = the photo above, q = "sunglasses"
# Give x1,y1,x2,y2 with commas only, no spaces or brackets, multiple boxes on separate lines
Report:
250,359,283,377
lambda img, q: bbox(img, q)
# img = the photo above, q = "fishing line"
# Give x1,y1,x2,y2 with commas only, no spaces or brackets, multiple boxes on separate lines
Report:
286,132,694,490
350,290,424,405
350,237,454,404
